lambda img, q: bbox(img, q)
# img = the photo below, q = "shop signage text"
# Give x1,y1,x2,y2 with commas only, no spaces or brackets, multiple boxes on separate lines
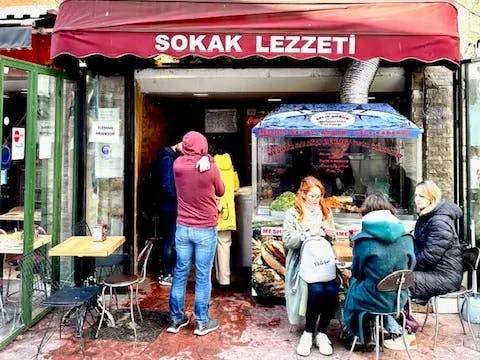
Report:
267,138,404,160
155,34,356,55
261,227,283,236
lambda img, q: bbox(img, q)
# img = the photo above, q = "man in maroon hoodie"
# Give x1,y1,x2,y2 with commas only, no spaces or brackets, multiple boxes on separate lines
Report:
167,131,225,336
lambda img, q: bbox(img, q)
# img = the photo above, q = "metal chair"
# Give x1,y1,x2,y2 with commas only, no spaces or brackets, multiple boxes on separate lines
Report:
5,226,49,301
95,254,129,282
349,270,415,360
95,240,153,341
420,246,480,351
42,285,102,357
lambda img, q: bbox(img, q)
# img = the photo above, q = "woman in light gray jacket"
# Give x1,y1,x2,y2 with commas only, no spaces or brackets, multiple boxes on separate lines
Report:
283,176,337,357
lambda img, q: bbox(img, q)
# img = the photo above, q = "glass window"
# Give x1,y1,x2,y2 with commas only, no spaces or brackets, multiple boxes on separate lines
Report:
59,80,76,285
254,136,419,219
85,75,125,236
466,62,480,246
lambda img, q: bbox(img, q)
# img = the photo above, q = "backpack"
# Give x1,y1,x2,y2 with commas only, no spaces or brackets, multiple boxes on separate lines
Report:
299,237,337,283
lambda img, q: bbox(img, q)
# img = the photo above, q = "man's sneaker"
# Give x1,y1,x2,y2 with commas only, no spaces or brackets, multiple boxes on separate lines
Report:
384,333,417,351
296,331,313,356
166,315,189,333
315,332,333,356
193,318,219,336
159,274,173,286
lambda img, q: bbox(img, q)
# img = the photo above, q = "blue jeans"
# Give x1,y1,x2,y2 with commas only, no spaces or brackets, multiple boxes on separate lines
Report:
169,224,217,325
384,315,403,335
159,210,177,275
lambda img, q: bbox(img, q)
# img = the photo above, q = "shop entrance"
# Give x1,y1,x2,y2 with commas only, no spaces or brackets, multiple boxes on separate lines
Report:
136,96,272,281
133,67,408,283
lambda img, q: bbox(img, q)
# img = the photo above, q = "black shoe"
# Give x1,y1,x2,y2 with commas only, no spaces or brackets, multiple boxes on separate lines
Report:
166,315,189,333
193,318,219,336
363,339,376,352
215,283,231,291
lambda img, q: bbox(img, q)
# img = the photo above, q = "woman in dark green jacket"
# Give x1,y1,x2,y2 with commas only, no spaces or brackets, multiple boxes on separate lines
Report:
343,193,415,347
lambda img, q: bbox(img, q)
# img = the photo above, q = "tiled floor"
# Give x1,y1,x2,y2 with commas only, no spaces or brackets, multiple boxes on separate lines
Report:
1,275,479,360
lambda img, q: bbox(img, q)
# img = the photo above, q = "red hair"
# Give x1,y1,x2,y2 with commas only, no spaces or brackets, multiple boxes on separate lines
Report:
294,176,331,222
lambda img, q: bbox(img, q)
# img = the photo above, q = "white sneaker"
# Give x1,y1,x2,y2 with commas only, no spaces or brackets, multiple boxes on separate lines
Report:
296,331,313,356
159,274,173,286
315,332,333,356
384,333,417,351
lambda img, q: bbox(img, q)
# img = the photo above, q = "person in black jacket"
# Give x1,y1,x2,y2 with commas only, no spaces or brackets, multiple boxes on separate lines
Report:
410,180,463,301
156,142,182,286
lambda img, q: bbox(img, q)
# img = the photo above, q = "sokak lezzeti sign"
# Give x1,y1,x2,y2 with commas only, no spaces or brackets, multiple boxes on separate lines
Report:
155,33,356,56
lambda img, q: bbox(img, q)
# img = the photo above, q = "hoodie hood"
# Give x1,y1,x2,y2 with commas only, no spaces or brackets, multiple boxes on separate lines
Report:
423,199,463,221
214,153,233,171
354,210,406,244
182,131,208,156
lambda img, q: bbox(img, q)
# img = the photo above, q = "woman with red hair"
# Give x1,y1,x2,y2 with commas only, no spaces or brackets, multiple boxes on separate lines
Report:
283,176,338,356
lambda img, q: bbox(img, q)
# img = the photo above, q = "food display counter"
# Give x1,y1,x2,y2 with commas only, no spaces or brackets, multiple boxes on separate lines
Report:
250,103,422,298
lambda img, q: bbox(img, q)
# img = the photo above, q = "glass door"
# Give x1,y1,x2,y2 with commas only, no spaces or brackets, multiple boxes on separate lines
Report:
0,66,29,336
464,61,480,248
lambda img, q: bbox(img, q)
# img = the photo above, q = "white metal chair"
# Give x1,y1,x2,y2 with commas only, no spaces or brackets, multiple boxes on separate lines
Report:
95,240,153,341
420,246,480,351
349,270,415,360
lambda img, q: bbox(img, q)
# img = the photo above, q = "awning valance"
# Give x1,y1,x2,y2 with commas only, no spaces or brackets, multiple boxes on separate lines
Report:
51,0,459,66
0,27,31,49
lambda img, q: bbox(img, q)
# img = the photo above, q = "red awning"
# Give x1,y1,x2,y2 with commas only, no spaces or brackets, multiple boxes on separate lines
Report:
51,0,459,66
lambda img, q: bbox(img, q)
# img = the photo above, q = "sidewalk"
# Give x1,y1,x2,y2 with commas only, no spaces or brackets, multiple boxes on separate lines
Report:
1,275,479,360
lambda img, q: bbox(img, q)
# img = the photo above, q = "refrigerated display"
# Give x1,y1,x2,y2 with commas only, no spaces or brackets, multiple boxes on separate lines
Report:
250,103,422,298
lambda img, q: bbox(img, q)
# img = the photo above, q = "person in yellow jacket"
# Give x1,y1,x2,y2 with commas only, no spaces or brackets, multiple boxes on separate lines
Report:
214,153,240,286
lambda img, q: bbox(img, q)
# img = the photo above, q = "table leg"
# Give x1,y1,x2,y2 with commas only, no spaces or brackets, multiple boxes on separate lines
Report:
74,258,95,286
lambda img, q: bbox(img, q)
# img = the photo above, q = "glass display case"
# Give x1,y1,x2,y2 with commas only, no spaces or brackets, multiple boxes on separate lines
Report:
250,103,422,298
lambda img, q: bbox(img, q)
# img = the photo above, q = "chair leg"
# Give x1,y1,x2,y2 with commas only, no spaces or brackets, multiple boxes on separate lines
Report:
5,263,13,300
114,288,119,309
380,315,385,352
129,285,137,341
0,296,4,323
95,286,108,338
464,295,479,351
433,296,439,350
59,309,65,339
456,295,466,334
135,283,143,322
421,299,430,332
401,311,413,360
349,336,358,358
375,315,380,360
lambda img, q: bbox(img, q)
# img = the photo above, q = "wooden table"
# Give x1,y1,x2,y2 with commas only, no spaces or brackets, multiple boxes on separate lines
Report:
49,236,125,257
0,234,52,254
0,212,41,222
46,235,126,342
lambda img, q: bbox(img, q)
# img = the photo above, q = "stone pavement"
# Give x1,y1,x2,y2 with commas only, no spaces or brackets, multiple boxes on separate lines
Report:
0,276,479,360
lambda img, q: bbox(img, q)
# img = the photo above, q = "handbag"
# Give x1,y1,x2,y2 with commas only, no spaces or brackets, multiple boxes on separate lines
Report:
461,293,480,324
401,309,420,333
299,237,337,283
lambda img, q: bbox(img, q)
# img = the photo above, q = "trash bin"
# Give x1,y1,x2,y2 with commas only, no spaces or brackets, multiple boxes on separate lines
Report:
235,186,253,269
